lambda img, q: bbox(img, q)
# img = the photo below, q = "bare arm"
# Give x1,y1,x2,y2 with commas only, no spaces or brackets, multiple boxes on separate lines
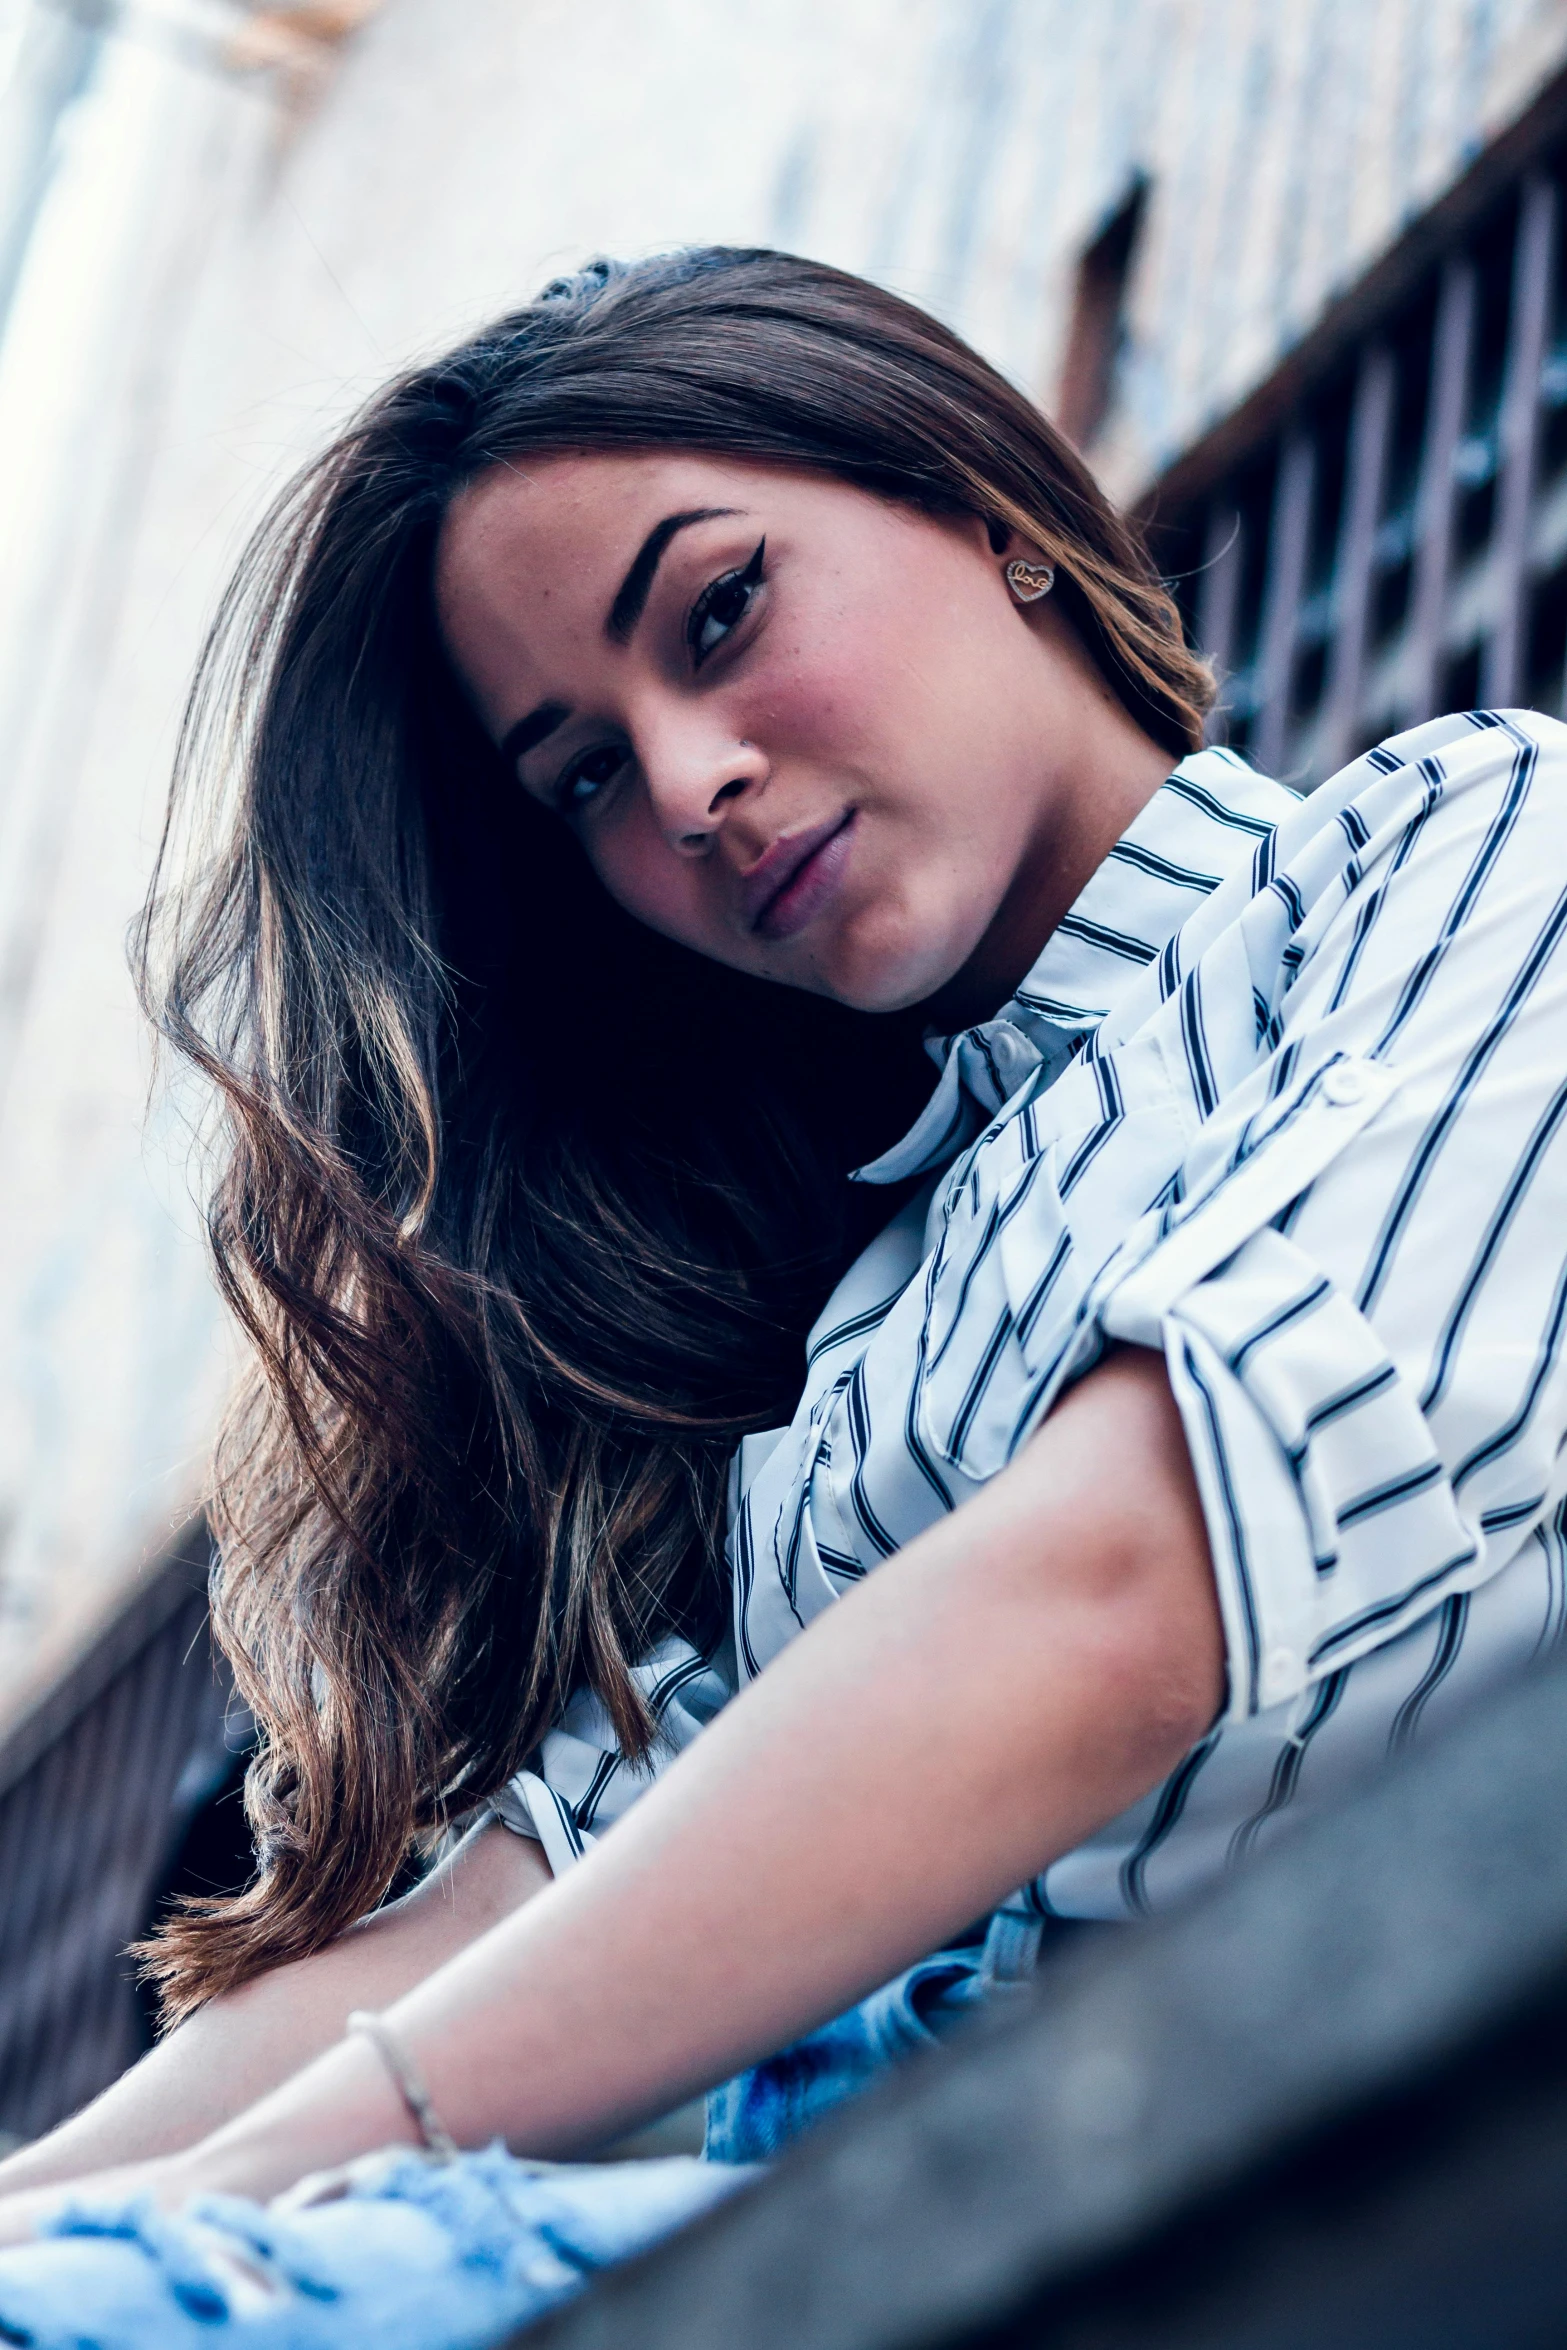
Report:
68,1346,1222,2215
0,1347,1222,2234
0,1815,550,2197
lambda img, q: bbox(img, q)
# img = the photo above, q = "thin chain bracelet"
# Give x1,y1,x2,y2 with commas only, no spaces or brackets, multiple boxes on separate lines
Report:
346,2009,460,2161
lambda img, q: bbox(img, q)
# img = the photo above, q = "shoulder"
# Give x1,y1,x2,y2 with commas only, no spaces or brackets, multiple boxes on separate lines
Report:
1204,709,1567,983
1275,707,1567,870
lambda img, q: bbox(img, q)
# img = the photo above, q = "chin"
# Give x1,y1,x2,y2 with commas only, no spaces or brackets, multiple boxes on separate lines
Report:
819,921,973,1016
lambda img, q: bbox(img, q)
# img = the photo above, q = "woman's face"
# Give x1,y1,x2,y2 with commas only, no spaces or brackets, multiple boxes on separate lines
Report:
436,451,1169,1017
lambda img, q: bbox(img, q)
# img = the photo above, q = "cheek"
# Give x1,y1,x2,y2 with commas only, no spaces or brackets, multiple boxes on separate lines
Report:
742,599,920,767
743,593,998,843
589,806,716,952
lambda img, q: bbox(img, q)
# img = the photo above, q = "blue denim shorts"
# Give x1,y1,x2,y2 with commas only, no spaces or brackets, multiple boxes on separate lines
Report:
703,1901,1052,2162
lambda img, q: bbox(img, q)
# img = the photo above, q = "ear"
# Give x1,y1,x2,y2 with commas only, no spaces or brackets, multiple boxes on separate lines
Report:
985,516,1010,555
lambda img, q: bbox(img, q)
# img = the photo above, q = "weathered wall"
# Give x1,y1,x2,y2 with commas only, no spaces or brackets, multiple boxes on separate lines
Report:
1,0,1565,1722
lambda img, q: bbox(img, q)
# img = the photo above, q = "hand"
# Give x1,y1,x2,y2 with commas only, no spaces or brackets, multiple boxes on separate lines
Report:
0,2152,201,2248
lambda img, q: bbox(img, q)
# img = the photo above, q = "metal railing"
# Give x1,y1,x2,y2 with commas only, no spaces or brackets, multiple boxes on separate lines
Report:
0,1522,242,2145
1151,70,1567,787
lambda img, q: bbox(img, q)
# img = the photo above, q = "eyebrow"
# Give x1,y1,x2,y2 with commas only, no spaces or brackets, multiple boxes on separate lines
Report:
499,699,570,770
500,507,743,775
605,506,739,643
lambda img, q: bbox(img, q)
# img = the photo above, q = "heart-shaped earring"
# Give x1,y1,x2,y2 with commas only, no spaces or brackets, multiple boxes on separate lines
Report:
1006,558,1056,603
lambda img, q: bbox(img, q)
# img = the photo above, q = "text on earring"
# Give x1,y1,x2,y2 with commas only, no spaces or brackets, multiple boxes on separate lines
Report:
1006,559,1056,603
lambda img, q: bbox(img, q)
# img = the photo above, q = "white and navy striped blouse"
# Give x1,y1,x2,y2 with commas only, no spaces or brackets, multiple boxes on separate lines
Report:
493,708,1567,1923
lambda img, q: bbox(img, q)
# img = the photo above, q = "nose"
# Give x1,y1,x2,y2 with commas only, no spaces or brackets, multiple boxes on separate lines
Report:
640,721,768,856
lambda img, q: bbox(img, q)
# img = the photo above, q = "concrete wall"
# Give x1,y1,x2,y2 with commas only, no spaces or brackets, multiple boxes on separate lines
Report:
2,0,1565,1722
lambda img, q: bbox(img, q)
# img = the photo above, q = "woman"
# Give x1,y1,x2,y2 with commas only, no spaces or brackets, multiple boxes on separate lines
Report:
1,246,1564,2335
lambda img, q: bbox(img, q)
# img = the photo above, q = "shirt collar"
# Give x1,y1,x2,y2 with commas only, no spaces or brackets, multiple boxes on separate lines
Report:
855,747,1292,1185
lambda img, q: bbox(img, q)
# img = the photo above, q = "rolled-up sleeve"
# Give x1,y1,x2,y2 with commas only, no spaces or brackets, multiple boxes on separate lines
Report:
1095,739,1567,1721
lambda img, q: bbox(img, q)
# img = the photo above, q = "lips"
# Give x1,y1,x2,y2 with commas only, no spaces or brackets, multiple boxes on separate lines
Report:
742,811,855,939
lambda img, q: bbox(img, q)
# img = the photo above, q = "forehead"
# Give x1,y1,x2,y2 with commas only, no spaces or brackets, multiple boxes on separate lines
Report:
439,448,767,610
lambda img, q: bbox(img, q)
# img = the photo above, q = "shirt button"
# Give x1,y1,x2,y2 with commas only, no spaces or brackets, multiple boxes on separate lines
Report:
1322,1061,1370,1106
1262,1646,1298,1699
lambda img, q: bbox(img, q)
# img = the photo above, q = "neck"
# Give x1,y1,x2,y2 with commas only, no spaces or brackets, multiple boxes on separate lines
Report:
922,691,1176,1034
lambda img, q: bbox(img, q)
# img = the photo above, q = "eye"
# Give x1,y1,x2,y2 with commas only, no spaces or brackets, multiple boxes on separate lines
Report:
687,538,766,667
556,742,629,812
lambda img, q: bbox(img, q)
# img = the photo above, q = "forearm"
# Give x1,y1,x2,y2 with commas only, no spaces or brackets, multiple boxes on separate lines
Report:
182,1349,1224,2195
0,1816,550,2195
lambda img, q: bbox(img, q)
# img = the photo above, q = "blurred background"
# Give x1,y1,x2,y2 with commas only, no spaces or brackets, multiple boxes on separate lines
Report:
2,0,1567,2148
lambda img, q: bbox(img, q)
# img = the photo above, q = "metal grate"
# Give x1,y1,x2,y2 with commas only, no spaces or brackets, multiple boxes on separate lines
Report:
1150,77,1567,787
0,1521,244,2145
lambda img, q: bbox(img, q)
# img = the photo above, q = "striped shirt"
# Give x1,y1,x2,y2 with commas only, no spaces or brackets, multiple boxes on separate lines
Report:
494,708,1567,1923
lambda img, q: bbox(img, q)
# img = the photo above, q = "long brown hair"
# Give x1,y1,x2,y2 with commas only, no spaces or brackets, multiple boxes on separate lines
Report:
136,247,1212,2021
